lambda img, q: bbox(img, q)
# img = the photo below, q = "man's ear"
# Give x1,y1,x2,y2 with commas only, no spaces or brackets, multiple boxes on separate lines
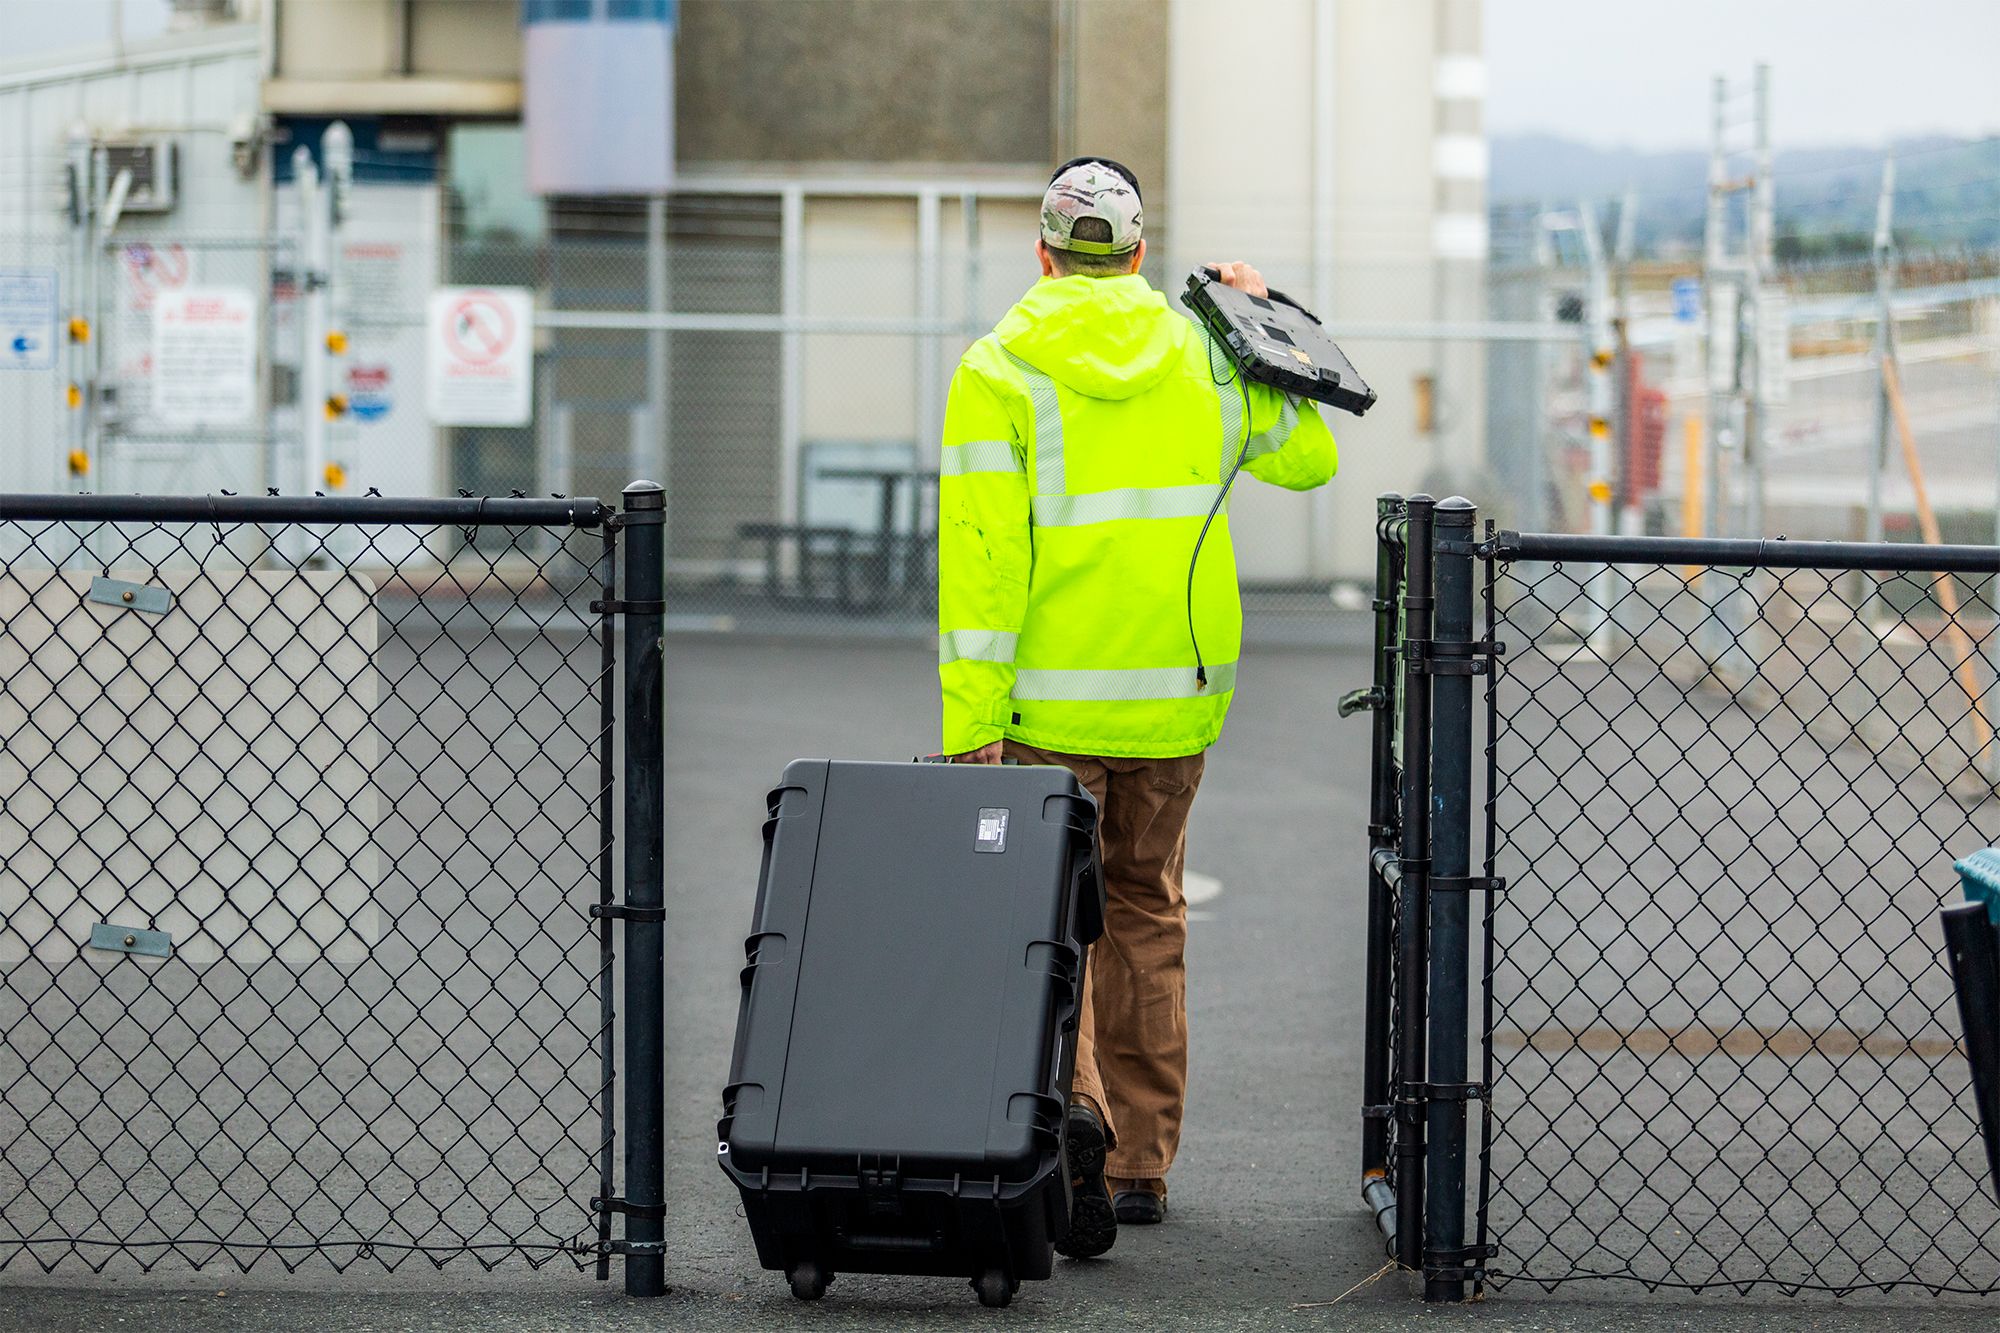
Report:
1127,239,1147,274
1036,239,1056,278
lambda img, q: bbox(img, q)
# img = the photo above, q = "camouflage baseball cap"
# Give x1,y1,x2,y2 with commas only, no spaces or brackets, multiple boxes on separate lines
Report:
1041,160,1144,256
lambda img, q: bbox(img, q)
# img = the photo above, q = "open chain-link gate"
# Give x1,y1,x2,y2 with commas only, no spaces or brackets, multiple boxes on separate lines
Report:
0,488,668,1288
1357,496,2000,1299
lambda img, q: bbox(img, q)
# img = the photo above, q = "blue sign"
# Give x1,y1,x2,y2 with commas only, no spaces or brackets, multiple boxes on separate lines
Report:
348,362,393,421
0,268,58,371
1672,277,1701,324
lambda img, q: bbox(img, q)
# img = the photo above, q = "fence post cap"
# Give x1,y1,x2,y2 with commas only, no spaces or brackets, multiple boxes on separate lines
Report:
622,480,665,509
1438,495,1475,512
1406,492,1435,506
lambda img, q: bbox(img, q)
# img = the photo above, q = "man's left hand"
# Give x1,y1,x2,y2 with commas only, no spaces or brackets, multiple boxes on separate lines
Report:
951,740,1005,765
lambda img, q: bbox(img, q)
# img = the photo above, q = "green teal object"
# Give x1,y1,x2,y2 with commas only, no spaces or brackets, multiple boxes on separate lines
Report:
1953,848,2000,925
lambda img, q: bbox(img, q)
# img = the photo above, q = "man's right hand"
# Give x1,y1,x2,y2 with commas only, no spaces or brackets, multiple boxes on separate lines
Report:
951,740,1005,764
1208,261,1269,299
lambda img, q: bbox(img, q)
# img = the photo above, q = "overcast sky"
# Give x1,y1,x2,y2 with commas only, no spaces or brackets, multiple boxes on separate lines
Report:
1487,0,2000,149
7,0,2000,152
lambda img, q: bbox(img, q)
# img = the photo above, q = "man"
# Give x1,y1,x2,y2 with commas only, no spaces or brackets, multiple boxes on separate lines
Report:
935,157,1339,1258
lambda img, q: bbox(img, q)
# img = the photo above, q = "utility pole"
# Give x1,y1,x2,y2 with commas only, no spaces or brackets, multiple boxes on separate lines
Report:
1745,62,1775,541
1865,154,1897,546
292,146,323,497
1612,186,1638,536
1580,201,1615,548
1702,75,1732,540
294,122,351,499
1702,65,1778,541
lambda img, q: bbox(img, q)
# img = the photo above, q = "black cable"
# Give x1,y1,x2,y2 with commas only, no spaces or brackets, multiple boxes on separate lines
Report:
1188,327,1254,689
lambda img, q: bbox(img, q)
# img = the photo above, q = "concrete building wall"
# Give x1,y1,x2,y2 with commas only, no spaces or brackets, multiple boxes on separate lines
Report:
276,0,520,80
1060,0,1170,245
676,0,1054,168
410,0,523,78
1166,0,1486,581
275,0,401,78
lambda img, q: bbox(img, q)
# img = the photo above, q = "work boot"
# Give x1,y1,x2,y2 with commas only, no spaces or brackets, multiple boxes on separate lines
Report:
1055,1103,1116,1259
1111,1177,1167,1225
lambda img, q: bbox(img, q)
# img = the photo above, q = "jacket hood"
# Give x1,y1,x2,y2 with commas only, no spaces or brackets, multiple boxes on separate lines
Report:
995,274,1189,401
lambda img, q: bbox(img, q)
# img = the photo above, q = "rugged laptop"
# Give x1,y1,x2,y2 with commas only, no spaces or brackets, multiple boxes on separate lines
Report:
1183,266,1377,417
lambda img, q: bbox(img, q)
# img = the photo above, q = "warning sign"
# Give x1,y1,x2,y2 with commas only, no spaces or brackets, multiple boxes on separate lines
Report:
152,287,257,427
427,286,533,426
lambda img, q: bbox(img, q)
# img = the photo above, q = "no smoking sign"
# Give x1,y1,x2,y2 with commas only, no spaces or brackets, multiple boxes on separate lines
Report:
427,286,533,425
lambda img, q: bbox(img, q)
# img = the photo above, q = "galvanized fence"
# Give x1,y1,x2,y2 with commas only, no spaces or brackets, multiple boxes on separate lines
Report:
1358,495,2000,1300
0,488,668,1292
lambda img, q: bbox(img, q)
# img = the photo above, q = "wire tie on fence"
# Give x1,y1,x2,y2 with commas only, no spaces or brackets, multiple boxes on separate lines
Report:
590,902,665,923
591,1195,667,1221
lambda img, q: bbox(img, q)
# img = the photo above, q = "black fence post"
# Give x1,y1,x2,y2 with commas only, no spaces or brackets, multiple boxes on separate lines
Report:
620,480,668,1297
1360,494,1403,1233
1394,494,1436,1272
1423,497,1478,1301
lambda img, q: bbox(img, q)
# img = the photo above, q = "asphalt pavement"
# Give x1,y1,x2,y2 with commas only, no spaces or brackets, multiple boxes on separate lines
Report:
5,635,1998,1329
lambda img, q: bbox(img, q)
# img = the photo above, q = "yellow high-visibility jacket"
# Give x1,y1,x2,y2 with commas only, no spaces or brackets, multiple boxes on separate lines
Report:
937,272,1338,758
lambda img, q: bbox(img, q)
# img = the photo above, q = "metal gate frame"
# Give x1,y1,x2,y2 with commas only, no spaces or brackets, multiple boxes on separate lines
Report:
1359,503,2000,1300
0,485,670,1292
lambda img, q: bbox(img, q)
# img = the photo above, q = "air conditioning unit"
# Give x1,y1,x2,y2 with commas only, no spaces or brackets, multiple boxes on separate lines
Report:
100,139,178,214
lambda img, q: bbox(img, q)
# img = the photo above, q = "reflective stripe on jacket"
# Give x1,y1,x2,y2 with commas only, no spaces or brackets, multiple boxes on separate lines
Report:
937,272,1338,758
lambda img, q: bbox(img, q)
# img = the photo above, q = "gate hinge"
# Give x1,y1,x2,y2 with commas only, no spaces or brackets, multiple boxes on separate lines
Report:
1362,1102,1394,1121
593,1195,667,1221
1428,875,1506,896
600,1239,665,1256
1404,637,1506,676
1402,1081,1489,1104
591,902,666,923
591,598,666,616
1424,1242,1497,1282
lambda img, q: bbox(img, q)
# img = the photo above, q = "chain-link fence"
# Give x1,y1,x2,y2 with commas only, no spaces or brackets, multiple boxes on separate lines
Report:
1478,535,2000,1295
0,493,618,1273
1359,500,2000,1302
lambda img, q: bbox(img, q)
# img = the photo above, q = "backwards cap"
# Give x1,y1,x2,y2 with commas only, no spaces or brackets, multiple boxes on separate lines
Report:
1040,158,1144,256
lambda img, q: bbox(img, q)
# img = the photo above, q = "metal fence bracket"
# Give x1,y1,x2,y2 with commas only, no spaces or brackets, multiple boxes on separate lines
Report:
87,923,171,959
88,577,170,617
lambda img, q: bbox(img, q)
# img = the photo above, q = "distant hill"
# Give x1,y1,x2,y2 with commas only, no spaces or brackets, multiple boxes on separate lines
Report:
1491,133,2000,258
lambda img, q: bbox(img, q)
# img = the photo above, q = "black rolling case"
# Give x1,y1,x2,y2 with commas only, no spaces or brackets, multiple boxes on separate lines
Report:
718,758,1103,1308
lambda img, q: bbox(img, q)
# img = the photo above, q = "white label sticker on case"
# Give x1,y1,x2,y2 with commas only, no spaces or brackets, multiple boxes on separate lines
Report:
976,807,1010,854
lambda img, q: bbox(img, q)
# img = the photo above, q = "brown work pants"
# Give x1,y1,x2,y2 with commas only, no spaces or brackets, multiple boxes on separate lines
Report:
1006,740,1205,1186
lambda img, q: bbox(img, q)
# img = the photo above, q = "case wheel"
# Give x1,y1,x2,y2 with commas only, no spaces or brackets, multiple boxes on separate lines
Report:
788,1260,830,1301
972,1268,1017,1308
